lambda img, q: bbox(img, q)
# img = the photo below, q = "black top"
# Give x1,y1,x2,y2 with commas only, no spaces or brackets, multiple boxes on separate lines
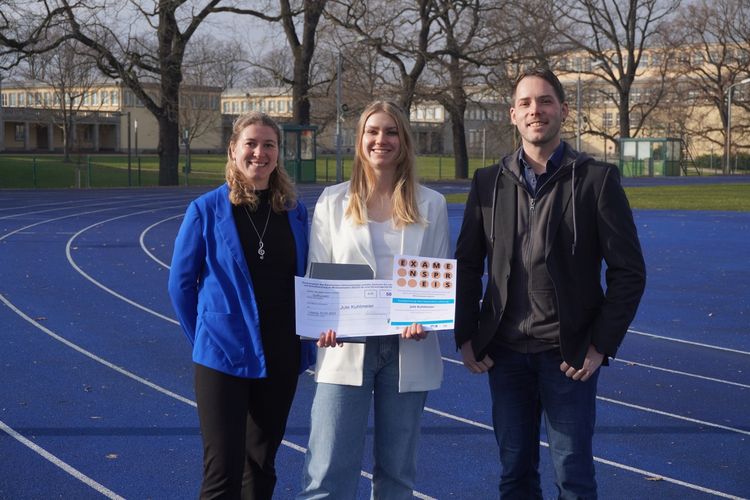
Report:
232,190,299,377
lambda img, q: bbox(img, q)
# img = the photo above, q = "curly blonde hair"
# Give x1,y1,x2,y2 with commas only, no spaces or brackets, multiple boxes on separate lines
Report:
225,111,297,212
345,101,422,227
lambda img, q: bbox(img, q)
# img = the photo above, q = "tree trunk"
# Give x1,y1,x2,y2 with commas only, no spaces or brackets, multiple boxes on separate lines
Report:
158,113,180,186
452,117,469,179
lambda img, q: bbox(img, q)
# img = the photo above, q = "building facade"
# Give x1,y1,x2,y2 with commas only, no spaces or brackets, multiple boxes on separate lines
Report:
0,80,223,154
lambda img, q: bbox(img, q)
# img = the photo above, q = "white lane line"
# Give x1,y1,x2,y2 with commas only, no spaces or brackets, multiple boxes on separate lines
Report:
613,357,750,389
597,396,750,436
422,408,745,500
1,289,742,500
0,293,436,500
0,198,190,243
9,207,744,499
64,208,183,325
442,355,749,435
139,214,184,269
0,293,194,407
444,355,750,389
0,419,125,499
0,193,187,220
629,328,750,356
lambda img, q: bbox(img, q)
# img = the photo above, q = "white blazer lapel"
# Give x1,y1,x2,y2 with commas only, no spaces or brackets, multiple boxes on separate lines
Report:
341,190,377,272
401,194,429,256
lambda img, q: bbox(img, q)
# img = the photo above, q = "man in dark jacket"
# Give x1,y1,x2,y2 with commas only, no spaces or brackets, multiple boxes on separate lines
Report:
454,67,646,498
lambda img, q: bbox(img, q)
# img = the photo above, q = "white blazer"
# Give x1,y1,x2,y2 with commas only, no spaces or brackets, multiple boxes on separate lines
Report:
307,181,450,392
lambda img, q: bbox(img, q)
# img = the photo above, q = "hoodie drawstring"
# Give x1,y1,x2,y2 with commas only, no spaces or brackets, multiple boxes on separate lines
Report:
571,160,577,256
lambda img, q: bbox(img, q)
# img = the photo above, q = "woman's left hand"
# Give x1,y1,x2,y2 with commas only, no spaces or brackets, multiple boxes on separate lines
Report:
401,322,427,341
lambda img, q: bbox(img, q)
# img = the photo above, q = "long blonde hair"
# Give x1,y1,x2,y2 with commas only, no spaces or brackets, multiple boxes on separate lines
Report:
345,101,422,227
225,111,297,211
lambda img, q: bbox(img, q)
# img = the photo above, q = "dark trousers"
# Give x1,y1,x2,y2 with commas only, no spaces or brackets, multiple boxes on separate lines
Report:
194,363,299,500
487,346,599,500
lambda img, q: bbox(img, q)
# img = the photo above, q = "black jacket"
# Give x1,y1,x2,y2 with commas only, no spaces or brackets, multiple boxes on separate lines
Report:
454,143,646,368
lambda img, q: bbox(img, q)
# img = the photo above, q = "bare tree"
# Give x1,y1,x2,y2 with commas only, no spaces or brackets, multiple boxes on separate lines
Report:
667,0,750,172
0,1,70,70
550,0,680,143
183,35,249,91
224,0,328,125
23,38,99,161
325,0,439,113
421,0,507,178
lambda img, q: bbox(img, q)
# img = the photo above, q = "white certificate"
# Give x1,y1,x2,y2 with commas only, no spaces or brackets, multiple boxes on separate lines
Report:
389,255,457,333
294,277,393,338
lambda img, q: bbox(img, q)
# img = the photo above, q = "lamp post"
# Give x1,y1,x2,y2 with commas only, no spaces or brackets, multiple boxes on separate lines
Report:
724,77,750,175
134,119,138,158
183,127,191,186
127,111,131,186
134,120,140,185
335,51,343,183
576,61,583,151
577,59,605,152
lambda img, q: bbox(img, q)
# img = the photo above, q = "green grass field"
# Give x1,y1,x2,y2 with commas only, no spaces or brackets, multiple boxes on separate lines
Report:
444,184,750,211
1,153,748,211
0,153,494,188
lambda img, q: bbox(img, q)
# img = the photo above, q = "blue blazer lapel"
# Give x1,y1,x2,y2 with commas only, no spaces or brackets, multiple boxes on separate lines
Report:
287,205,309,277
215,184,253,286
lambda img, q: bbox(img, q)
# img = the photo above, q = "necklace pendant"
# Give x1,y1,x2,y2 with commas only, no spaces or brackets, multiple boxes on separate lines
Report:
258,241,265,260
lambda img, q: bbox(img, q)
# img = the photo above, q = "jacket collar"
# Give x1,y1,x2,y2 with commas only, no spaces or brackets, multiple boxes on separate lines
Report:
214,184,254,284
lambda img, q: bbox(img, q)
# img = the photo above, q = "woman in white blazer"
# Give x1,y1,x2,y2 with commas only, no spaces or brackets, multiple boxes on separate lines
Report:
298,101,450,499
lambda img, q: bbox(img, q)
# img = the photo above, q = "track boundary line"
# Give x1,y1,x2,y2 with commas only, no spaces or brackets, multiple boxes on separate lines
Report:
0,419,126,500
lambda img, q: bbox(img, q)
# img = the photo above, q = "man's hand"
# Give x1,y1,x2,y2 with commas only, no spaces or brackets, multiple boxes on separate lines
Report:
460,341,494,373
560,344,604,381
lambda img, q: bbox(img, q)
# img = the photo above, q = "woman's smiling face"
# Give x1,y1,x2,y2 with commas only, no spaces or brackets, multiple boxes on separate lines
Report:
231,124,279,189
361,111,401,171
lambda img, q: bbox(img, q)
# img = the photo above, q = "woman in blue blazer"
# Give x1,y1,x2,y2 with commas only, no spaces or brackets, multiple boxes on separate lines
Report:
168,111,315,499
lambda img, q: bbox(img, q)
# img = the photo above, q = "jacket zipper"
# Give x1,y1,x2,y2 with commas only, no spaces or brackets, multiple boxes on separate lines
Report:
522,195,536,337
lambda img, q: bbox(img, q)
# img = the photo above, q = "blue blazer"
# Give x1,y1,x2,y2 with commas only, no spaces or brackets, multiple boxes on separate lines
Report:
168,183,316,378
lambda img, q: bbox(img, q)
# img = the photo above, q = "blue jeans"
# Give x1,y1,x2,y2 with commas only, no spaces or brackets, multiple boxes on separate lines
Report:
298,336,428,500
487,346,598,500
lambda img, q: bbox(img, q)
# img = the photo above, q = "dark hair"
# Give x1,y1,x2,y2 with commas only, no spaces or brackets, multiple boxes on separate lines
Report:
512,67,566,103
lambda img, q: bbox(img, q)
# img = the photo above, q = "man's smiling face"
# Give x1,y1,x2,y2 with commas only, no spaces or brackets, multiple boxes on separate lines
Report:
510,75,569,149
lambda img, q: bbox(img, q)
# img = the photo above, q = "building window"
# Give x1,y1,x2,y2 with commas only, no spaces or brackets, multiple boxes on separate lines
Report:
18,93,25,106
9,93,16,106
1,93,6,107
111,91,119,105
102,91,109,105
223,101,229,113
269,100,276,112
231,101,239,113
602,112,613,129
15,124,25,141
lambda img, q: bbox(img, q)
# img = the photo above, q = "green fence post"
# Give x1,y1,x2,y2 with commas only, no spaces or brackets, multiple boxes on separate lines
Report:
33,157,37,188
138,157,142,186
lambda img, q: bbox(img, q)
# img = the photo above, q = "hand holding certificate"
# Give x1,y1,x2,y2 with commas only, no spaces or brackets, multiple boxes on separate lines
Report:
295,255,457,339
